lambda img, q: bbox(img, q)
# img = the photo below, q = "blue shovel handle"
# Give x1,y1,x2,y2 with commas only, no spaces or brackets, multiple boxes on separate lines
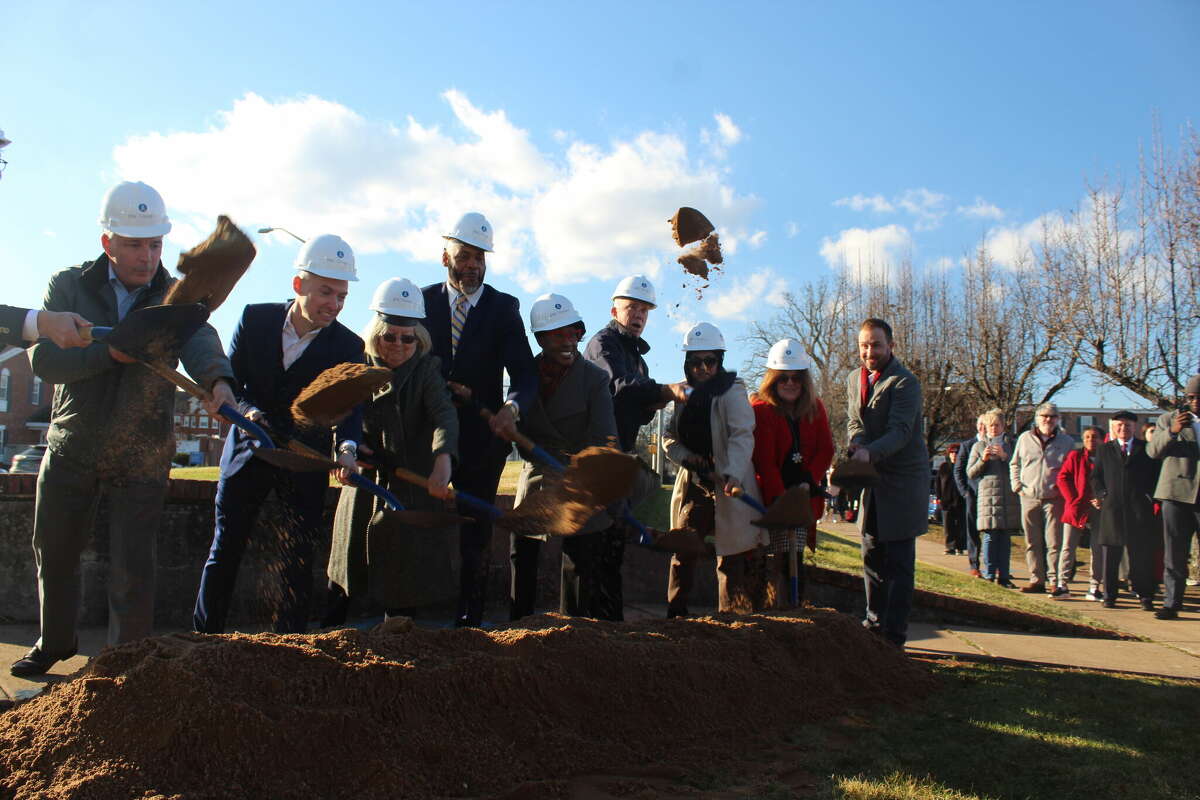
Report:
218,403,276,449
730,488,769,515
528,445,566,473
88,326,114,340
621,510,654,546
348,472,405,512
454,489,504,518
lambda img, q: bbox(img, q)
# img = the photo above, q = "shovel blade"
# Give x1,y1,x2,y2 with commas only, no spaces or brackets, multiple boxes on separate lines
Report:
103,303,210,363
752,486,815,530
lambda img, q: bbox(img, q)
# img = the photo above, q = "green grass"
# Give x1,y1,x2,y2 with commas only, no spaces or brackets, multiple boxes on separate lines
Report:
811,528,1114,630
169,466,220,480
668,660,1199,799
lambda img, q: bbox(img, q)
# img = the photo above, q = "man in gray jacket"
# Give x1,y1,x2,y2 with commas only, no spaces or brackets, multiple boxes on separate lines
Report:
846,318,927,647
1009,402,1074,596
1147,373,1200,620
10,181,236,677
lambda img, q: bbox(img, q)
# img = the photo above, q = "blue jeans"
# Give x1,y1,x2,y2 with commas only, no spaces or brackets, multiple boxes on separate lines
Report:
861,534,916,646
981,529,1012,581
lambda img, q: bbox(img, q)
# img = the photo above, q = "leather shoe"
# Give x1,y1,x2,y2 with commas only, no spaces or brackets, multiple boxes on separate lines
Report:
10,645,76,678
1140,597,1155,611
1154,607,1179,620
1102,599,1117,609
1020,581,1046,594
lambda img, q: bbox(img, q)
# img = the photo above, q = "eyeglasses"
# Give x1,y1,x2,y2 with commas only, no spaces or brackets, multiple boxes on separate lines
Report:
381,333,417,345
777,373,804,384
686,356,719,369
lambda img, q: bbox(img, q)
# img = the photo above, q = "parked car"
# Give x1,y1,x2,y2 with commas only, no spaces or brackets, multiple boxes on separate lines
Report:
9,444,47,474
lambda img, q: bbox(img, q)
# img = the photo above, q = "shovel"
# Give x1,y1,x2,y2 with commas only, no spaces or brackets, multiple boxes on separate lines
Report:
388,465,504,519
252,446,405,512
83,304,274,449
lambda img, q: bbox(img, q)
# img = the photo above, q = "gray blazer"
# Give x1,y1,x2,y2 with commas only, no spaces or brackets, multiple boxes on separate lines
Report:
513,355,619,539
846,357,929,541
1147,410,1200,504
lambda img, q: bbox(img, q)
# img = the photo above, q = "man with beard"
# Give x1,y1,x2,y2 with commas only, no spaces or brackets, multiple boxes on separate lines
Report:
422,213,537,627
846,318,927,648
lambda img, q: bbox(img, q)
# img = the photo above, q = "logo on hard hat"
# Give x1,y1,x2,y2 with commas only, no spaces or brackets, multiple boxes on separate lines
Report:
401,290,409,298
336,250,345,259
481,225,488,232
694,331,702,337
640,282,647,288
137,203,148,212
786,349,792,355
554,303,562,310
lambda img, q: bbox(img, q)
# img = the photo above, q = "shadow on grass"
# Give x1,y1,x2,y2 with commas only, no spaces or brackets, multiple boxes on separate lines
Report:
781,660,1199,799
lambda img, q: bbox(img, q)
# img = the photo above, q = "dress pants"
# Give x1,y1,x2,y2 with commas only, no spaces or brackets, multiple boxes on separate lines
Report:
861,534,916,646
193,458,327,634
1020,497,1064,585
1103,539,1158,603
509,534,541,620
560,527,625,620
33,450,168,655
943,505,965,551
963,495,981,570
453,452,507,627
1162,500,1200,611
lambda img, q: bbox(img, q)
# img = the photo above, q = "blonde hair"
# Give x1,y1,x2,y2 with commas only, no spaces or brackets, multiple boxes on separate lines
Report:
980,407,1004,428
756,368,818,420
362,315,431,360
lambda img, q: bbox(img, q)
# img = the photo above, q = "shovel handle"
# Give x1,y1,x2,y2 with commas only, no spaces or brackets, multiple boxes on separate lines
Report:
474,405,567,473
217,403,275,449
788,530,800,606
622,510,653,546
391,466,502,518
348,472,405,512
80,325,113,342
729,486,769,515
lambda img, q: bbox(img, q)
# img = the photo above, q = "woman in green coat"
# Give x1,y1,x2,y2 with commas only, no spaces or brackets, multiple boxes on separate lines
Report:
326,278,459,621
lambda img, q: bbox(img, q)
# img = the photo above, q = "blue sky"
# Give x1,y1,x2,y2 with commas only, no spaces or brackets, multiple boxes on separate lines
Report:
4,1,1198,409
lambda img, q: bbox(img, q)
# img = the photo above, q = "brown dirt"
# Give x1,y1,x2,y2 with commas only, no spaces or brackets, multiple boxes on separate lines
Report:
292,364,393,428
0,610,934,800
561,447,639,507
697,232,722,265
669,207,715,247
164,216,257,312
493,483,599,537
753,486,815,530
677,252,709,279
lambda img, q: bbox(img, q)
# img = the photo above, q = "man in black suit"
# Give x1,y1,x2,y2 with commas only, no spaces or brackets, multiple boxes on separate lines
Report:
953,415,986,577
1090,411,1161,610
193,234,365,634
422,212,537,627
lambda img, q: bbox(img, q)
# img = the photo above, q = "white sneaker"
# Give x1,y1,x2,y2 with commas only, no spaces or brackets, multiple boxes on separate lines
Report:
1085,588,1103,602
1187,577,1200,587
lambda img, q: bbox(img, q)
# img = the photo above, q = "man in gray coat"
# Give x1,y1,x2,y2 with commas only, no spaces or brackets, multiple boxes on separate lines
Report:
846,318,927,647
1147,373,1200,620
1009,402,1074,596
10,181,236,678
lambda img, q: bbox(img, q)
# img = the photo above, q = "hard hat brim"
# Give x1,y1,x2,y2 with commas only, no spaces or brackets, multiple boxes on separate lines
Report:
611,294,657,310
298,266,359,282
443,234,493,253
104,221,173,238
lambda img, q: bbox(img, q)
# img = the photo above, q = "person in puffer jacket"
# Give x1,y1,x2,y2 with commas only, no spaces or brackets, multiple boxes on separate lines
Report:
968,408,1021,588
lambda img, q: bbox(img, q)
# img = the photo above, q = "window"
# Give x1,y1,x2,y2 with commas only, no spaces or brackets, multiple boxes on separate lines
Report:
1078,415,1094,433
0,369,9,413
29,376,42,406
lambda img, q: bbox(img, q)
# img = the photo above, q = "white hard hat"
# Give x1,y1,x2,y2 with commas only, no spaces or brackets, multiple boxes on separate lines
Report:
295,234,358,282
530,293,583,334
682,322,726,352
443,212,494,253
99,181,172,238
767,338,811,370
612,275,657,308
370,278,425,319
0,130,10,148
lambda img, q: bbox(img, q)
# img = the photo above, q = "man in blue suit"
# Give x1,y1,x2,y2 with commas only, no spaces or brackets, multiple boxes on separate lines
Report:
423,212,537,627
193,234,365,634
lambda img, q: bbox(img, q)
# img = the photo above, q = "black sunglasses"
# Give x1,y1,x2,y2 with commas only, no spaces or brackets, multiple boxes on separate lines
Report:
381,333,417,345
686,356,720,369
777,373,804,384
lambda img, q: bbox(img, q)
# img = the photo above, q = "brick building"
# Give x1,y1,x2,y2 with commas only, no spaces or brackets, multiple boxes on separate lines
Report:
173,391,229,467
0,346,54,460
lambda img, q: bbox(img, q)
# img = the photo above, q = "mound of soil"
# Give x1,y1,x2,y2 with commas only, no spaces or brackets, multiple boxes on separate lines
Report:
292,364,393,428
0,610,933,800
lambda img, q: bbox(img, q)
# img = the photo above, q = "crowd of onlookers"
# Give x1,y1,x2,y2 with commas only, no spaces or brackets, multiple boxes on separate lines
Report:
933,389,1200,620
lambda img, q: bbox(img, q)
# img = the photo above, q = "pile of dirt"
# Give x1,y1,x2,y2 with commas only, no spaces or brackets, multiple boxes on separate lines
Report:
292,364,393,428
0,610,933,800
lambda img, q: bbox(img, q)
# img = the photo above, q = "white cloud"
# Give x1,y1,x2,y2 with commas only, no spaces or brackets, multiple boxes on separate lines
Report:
957,196,1004,220
112,91,757,292
747,230,767,249
984,211,1067,269
896,188,948,230
835,193,894,213
704,268,788,320
784,221,800,238
819,224,912,284
700,112,744,159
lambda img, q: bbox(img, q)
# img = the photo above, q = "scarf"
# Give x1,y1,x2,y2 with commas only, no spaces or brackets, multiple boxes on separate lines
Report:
538,354,573,402
678,369,737,460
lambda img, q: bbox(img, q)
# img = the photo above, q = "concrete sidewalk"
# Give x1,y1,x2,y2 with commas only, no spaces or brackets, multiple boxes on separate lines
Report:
820,517,1200,677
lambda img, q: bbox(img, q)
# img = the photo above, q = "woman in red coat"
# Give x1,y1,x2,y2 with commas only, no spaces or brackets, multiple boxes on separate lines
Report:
751,339,834,606
1056,425,1104,600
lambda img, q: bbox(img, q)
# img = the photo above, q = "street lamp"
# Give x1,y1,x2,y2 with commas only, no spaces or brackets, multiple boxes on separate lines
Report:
257,226,305,244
